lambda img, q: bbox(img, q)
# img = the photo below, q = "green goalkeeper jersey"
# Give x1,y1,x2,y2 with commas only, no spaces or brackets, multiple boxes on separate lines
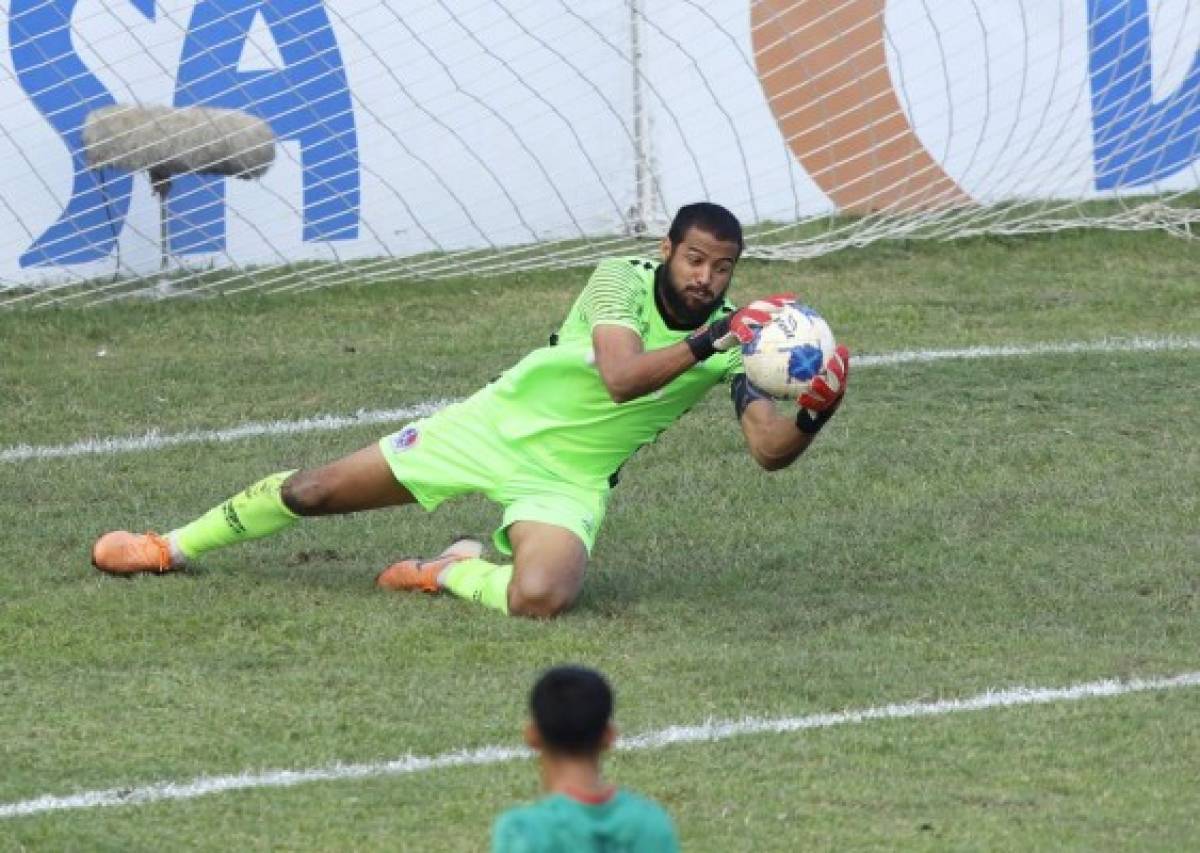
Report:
469,257,742,488
491,788,680,853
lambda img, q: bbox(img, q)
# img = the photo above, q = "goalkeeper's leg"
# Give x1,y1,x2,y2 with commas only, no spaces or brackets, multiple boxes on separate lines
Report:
91,444,415,575
503,521,588,618
376,521,587,618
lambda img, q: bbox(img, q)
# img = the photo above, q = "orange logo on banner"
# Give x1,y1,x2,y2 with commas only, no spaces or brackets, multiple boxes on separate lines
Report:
751,0,972,213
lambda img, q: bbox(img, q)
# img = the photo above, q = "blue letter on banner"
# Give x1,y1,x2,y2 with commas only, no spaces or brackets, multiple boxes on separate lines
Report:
170,0,360,253
9,0,154,267
1088,0,1200,189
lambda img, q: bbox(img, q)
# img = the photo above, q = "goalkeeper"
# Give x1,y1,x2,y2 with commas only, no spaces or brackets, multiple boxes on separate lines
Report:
92,202,850,618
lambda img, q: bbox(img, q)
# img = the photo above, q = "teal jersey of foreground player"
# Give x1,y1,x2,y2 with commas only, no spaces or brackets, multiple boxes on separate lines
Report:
470,257,742,488
492,788,680,853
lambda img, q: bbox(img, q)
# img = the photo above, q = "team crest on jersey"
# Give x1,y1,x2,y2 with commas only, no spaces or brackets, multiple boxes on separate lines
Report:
390,426,420,452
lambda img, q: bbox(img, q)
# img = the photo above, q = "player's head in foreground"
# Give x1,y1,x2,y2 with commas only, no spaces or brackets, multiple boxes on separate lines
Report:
494,666,679,850
658,201,743,327
527,665,616,766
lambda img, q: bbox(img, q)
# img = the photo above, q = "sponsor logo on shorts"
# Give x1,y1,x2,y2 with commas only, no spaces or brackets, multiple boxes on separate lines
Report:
390,426,419,452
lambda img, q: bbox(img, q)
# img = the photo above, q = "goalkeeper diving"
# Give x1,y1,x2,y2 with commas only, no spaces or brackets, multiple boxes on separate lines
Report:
91,203,851,618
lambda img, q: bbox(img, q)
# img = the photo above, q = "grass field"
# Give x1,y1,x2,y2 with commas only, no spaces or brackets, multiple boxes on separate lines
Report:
1,228,1198,850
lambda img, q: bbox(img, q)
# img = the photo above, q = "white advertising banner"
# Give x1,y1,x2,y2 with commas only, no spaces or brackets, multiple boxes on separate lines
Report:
1,1,1197,287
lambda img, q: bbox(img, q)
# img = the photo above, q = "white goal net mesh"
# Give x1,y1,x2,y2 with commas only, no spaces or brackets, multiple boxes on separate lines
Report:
1,0,1197,308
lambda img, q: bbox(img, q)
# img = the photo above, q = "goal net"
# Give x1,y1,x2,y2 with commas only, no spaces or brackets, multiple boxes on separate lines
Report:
1,0,1197,307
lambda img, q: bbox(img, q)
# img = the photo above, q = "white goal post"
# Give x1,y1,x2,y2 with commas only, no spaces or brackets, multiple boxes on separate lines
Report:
1,0,1197,307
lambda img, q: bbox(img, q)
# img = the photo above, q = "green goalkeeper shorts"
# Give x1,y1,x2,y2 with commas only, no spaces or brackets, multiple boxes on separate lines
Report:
379,400,609,556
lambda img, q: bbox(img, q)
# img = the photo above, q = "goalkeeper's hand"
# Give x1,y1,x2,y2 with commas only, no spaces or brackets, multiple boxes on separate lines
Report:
686,293,795,362
795,344,850,435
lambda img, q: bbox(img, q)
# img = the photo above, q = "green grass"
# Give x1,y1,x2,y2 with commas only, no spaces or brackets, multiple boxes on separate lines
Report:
1,227,1198,850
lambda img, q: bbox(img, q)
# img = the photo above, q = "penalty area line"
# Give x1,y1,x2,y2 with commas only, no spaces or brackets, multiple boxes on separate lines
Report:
2,670,1198,819
3,335,1198,463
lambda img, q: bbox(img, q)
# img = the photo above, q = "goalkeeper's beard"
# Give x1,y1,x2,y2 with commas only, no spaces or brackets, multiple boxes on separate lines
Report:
656,262,722,329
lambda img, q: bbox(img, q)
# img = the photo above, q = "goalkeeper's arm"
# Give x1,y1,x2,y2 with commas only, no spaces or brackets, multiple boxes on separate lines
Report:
592,295,793,404
592,325,698,404
733,345,850,470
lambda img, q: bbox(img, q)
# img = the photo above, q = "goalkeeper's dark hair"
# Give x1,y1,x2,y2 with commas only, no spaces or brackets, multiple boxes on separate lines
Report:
668,202,743,255
530,665,614,755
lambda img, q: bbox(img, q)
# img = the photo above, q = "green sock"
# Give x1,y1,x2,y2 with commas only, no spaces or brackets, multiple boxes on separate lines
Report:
171,471,300,559
440,558,513,615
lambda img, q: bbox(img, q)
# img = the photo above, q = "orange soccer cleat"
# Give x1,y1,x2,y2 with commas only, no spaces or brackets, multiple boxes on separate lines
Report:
375,536,483,593
91,530,176,576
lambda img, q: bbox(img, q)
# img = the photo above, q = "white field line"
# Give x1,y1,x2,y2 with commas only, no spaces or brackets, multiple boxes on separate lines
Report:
0,400,454,463
2,670,1198,820
851,334,1199,366
3,336,1198,464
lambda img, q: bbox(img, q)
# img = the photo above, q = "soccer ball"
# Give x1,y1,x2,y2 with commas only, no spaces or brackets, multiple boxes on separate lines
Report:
741,302,837,399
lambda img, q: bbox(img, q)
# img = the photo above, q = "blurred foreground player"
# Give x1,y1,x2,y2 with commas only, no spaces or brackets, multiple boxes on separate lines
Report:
492,665,679,853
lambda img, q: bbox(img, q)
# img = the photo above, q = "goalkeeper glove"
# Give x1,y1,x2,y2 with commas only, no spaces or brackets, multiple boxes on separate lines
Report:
795,344,850,435
686,293,795,362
